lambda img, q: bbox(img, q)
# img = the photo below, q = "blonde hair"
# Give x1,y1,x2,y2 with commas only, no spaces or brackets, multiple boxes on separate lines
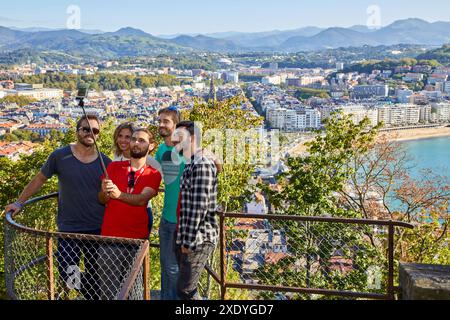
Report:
113,122,134,157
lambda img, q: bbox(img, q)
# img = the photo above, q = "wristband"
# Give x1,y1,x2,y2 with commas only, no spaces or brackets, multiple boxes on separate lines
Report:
14,201,24,210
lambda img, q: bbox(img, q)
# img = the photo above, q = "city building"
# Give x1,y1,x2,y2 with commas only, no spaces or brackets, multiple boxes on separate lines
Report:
396,88,414,103
23,124,70,136
224,71,239,84
0,141,38,161
352,85,389,99
445,81,450,94
338,104,379,126
269,62,279,71
419,105,432,123
7,83,63,101
266,106,321,131
402,73,424,83
0,120,24,133
431,103,450,122
336,62,344,71
377,104,420,126
262,76,282,86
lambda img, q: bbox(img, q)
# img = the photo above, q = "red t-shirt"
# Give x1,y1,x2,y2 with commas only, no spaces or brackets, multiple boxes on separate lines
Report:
101,161,162,239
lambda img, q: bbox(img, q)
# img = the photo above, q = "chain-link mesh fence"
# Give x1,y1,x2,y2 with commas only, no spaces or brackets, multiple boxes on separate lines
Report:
218,214,412,300
4,194,149,300
4,194,413,301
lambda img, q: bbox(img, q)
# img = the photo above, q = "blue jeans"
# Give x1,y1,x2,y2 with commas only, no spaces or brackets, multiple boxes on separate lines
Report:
175,242,215,300
159,218,179,300
56,229,101,300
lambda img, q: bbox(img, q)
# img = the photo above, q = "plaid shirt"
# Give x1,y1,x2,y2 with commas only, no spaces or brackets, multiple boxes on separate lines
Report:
176,150,219,251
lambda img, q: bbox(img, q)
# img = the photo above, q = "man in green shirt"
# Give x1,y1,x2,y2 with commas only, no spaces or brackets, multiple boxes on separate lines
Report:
155,106,184,300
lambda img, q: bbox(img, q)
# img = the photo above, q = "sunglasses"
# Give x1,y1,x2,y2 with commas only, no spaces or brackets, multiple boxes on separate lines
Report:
79,126,100,135
167,105,180,115
128,171,135,189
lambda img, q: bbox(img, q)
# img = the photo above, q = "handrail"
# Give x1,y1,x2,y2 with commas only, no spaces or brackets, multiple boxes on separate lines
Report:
218,211,415,300
222,212,415,229
117,240,150,300
5,192,145,245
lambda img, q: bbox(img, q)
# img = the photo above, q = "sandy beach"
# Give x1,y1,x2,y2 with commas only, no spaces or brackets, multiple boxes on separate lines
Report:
288,125,450,156
379,126,450,142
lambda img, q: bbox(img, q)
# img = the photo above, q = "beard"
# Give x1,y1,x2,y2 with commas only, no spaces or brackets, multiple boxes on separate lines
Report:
78,135,94,148
159,127,171,138
131,147,149,159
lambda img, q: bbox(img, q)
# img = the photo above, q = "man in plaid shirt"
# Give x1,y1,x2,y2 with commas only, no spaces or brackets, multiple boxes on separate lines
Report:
173,121,219,300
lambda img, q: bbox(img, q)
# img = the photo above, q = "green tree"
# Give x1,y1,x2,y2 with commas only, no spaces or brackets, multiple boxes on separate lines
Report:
0,96,36,107
256,114,449,299
186,96,264,212
184,96,264,299
257,113,384,299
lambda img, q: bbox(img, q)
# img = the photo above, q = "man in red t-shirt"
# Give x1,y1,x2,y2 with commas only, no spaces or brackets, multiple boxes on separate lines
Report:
97,128,162,299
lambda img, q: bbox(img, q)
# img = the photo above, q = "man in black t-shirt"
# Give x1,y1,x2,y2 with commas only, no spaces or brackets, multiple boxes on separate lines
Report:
5,115,111,300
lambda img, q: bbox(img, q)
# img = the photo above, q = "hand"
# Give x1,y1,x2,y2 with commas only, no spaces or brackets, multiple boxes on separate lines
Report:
105,180,121,199
101,179,109,194
202,149,222,173
181,246,192,254
5,202,22,215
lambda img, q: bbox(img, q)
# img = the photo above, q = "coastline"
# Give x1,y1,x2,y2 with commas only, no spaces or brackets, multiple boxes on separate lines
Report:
380,126,450,142
288,125,450,156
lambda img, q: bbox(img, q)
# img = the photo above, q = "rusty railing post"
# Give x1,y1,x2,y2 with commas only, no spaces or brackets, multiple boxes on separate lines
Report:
144,250,150,300
45,235,55,300
219,212,227,300
387,222,395,300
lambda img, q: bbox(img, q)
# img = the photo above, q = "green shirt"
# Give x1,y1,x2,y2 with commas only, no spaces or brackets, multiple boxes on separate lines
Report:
155,143,185,223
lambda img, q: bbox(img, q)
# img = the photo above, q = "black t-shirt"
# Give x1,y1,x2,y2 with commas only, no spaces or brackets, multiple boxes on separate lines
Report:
41,146,112,232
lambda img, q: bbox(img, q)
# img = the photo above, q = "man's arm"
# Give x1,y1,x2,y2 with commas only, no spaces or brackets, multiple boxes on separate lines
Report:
117,187,156,206
104,179,158,206
202,149,223,173
4,172,48,214
147,156,163,177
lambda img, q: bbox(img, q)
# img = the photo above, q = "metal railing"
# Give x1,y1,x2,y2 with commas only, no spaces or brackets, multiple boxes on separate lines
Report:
4,193,149,300
215,213,414,300
4,193,414,300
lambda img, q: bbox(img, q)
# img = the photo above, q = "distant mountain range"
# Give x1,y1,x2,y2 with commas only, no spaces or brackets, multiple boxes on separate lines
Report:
1,18,450,58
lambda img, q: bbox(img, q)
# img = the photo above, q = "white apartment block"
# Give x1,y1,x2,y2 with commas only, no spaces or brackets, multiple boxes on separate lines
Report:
402,73,424,83
7,88,63,101
266,107,286,129
419,105,432,123
339,104,379,126
224,71,239,84
431,103,450,122
352,85,389,99
377,104,420,126
299,75,325,86
262,76,281,86
266,106,321,131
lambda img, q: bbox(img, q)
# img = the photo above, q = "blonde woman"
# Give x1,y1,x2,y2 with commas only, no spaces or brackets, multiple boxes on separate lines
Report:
113,122,134,161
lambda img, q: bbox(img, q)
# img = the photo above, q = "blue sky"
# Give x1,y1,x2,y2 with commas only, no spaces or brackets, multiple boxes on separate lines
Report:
1,0,450,35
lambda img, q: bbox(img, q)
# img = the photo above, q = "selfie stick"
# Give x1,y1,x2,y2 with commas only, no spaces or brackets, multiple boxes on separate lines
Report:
75,86,109,179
